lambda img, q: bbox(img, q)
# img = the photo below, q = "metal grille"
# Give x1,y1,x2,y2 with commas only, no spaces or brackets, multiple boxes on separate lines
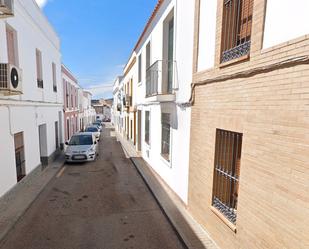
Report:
221,0,254,63
146,60,175,97
212,129,243,224
146,60,159,97
161,113,171,161
0,63,8,89
145,111,150,144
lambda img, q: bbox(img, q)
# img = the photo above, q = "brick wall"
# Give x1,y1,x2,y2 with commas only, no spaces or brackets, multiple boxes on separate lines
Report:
188,1,309,249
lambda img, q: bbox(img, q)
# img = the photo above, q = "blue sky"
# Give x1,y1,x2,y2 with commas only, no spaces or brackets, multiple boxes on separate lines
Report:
37,0,157,99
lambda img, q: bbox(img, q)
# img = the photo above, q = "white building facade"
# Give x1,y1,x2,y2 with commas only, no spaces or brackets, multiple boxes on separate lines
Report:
0,0,63,197
113,0,195,203
79,90,96,131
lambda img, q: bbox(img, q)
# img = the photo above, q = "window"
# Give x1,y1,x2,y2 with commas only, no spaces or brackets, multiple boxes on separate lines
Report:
167,17,174,93
36,49,43,88
14,132,26,182
146,41,151,70
6,25,18,66
71,86,74,108
66,119,70,141
163,11,174,94
221,0,254,63
52,62,57,92
138,54,142,83
161,113,171,161
145,111,150,144
65,80,69,108
212,129,243,225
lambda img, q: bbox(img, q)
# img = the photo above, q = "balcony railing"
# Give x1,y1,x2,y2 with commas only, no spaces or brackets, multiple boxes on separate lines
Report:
125,94,132,107
146,60,176,98
220,0,253,63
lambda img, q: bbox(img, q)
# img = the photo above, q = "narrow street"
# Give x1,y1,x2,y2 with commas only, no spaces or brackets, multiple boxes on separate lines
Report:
0,126,185,249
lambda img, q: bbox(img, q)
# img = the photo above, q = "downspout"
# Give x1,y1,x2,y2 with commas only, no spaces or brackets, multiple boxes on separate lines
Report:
0,105,14,136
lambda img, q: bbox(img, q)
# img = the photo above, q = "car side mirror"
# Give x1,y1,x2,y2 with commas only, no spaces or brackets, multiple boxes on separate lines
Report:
65,142,69,145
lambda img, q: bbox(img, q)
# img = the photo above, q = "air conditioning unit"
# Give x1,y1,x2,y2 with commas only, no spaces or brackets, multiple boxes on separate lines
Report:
0,0,14,17
0,63,22,95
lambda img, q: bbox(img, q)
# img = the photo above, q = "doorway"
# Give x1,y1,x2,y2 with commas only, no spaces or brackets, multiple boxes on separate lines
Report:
38,124,48,168
14,132,26,182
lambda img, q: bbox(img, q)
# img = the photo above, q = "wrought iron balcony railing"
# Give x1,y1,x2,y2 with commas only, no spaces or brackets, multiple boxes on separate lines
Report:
146,60,176,98
124,94,132,107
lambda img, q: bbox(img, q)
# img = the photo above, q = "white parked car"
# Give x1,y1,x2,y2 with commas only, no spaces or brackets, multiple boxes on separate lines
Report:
65,133,98,163
85,126,100,141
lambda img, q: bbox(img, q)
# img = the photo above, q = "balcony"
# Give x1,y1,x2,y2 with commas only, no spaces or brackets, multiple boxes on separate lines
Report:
124,94,132,107
146,60,176,102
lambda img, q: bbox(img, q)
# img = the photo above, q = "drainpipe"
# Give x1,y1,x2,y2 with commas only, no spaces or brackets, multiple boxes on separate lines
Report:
0,105,14,136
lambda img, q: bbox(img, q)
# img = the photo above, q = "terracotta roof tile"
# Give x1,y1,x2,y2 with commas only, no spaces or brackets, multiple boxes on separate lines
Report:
133,0,164,51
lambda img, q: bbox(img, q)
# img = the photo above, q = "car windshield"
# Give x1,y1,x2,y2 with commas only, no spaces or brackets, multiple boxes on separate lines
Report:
69,135,93,145
85,127,98,132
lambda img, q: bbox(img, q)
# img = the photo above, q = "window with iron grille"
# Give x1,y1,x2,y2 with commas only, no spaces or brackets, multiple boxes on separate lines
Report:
161,113,171,161
145,111,150,145
221,0,254,63
212,129,242,225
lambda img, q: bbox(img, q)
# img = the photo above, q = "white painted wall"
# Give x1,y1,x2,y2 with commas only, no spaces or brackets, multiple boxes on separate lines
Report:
0,0,63,197
133,0,195,203
263,0,309,49
197,0,217,71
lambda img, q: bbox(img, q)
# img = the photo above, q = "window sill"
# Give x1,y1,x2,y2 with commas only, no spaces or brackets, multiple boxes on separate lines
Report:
219,54,249,68
210,206,237,233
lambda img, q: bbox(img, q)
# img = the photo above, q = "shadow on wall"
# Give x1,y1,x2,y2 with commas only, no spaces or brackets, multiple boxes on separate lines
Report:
160,102,178,130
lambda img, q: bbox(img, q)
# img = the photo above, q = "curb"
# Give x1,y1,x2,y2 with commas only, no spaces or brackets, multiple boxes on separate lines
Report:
129,157,189,249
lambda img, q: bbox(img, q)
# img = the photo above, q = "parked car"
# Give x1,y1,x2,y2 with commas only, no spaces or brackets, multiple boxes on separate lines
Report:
92,121,103,131
65,133,98,163
85,126,101,140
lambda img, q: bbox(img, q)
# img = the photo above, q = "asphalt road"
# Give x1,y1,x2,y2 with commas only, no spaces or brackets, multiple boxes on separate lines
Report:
0,126,185,249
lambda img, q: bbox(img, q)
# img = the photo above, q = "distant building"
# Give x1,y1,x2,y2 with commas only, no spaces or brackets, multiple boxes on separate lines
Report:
92,98,113,120
62,65,96,141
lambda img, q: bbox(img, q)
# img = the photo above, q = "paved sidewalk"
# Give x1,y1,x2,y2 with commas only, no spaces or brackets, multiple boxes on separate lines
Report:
117,130,219,249
0,155,64,243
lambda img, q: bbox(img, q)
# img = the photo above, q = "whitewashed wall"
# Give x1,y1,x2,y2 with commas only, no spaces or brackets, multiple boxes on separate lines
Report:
197,0,217,72
263,0,309,49
0,0,63,197
135,0,195,203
